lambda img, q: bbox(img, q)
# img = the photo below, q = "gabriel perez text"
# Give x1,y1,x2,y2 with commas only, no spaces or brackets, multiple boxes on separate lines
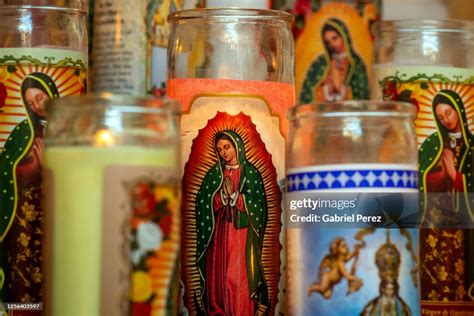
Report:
288,197,382,224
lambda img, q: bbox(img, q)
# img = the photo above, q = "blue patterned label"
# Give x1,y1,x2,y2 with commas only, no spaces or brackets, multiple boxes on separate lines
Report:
285,164,421,316
287,164,419,192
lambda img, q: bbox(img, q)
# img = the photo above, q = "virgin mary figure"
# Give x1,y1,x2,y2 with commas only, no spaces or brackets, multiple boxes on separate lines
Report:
419,89,474,304
0,71,59,226
299,18,369,103
0,72,59,302
194,130,269,316
419,89,474,222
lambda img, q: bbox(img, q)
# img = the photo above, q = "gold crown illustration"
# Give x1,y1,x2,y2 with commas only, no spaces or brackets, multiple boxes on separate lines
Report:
375,232,401,282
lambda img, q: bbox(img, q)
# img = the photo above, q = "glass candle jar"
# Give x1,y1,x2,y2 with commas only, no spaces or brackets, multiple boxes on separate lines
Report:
168,8,294,316
286,101,421,315
0,0,88,305
372,20,474,313
42,95,180,316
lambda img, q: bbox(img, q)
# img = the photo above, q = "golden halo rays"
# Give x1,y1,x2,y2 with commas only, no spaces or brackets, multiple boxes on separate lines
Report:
414,83,474,145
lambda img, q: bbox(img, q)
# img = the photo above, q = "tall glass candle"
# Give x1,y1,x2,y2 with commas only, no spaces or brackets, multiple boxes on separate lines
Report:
372,20,474,314
168,9,295,315
0,0,88,305
42,95,180,316
286,101,421,315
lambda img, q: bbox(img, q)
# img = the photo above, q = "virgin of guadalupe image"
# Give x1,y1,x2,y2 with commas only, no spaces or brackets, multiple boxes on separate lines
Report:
418,89,474,303
0,71,59,210
194,130,269,316
18,72,59,175
299,18,369,103
419,89,474,222
0,72,59,302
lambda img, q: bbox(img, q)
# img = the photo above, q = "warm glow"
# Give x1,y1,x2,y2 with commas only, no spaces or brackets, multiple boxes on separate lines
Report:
93,129,115,147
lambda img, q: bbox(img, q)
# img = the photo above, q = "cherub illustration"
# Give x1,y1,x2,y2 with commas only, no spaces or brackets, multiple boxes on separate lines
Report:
307,237,363,299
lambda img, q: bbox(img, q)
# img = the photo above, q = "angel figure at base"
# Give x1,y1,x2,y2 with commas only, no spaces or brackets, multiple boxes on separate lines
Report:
307,237,363,299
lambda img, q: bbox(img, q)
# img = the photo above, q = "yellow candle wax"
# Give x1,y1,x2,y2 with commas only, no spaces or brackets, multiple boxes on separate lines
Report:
43,145,176,316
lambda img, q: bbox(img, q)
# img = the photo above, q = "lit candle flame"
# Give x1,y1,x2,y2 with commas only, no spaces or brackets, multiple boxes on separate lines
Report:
94,129,115,147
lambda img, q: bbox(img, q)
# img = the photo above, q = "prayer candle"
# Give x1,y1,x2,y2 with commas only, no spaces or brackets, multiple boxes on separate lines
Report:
168,9,295,316
285,101,421,315
0,2,88,305
373,21,474,314
42,95,180,316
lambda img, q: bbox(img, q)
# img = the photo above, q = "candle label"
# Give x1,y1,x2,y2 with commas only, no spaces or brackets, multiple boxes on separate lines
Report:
102,165,179,316
168,78,295,315
0,48,87,302
294,2,377,104
374,66,474,312
286,164,420,316
272,0,381,38
93,0,196,95
92,0,148,94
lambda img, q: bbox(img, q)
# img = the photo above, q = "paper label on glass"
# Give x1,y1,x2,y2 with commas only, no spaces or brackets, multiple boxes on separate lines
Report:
373,66,474,216
102,166,179,316
92,0,148,94
286,164,421,316
43,164,179,315
168,78,294,315
373,66,474,311
295,2,376,104
93,0,195,95
273,0,381,29
0,48,87,303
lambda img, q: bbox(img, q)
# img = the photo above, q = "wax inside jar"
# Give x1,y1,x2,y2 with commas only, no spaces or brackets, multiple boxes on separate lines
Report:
43,145,176,316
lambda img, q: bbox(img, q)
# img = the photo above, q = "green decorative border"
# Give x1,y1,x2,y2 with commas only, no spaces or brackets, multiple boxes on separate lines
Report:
379,71,474,89
378,71,474,103
0,55,86,69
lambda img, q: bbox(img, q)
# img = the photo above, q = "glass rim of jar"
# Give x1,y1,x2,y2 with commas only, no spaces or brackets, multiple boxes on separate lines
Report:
373,19,474,35
45,94,181,116
288,100,416,121
0,0,88,13
169,8,294,23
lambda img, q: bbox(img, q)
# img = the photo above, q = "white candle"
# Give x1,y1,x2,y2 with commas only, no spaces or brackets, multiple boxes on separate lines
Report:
43,145,178,316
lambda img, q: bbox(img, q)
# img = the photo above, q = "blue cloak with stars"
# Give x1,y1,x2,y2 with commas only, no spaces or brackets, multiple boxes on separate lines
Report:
194,130,269,314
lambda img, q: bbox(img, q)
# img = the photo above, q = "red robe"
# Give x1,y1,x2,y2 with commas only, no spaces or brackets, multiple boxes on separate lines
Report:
205,165,255,315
